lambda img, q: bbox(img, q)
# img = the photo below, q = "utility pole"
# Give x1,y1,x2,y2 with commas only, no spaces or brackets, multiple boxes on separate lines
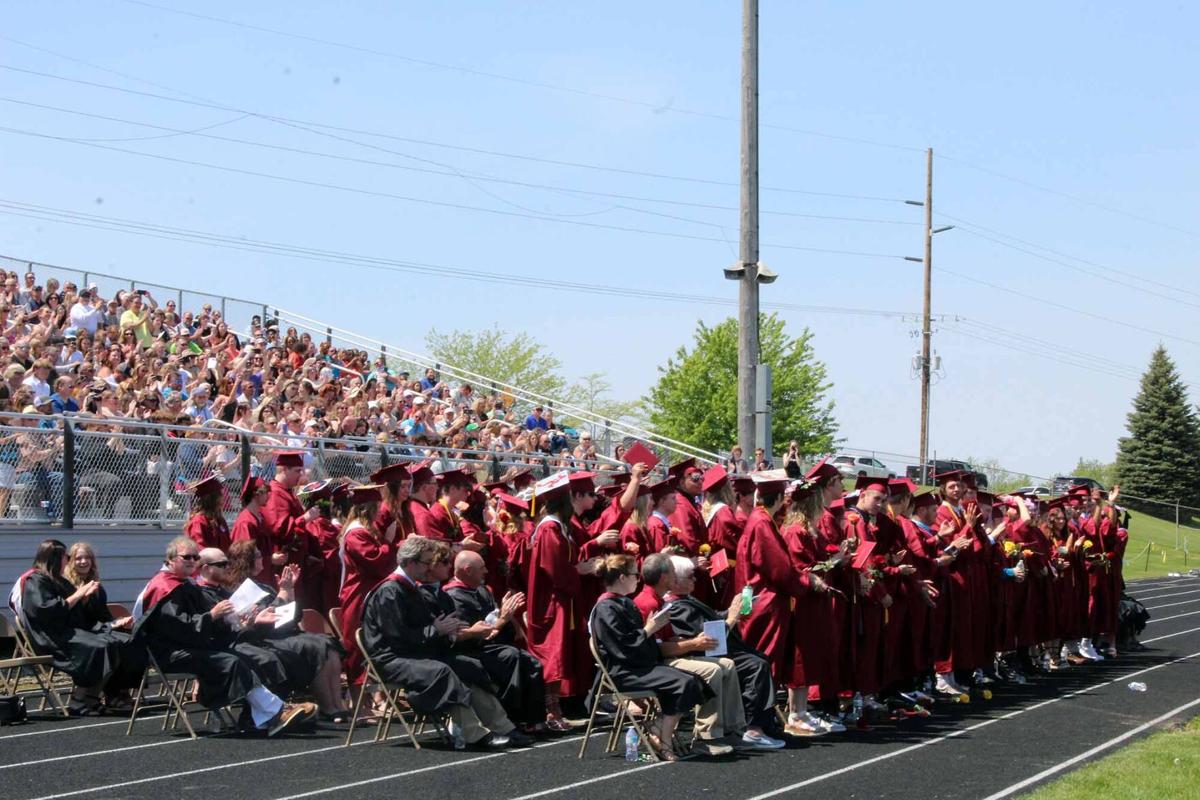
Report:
918,147,933,484
737,0,760,461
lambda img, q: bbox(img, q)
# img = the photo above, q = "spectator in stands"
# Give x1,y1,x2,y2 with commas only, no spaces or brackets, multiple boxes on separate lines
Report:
69,289,105,336
22,358,53,398
420,367,439,392
50,376,79,414
119,290,157,349
754,447,773,470
5,363,26,399
524,405,548,432
725,445,749,474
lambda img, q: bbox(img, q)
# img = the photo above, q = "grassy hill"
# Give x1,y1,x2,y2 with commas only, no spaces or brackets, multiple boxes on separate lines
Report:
1121,508,1200,579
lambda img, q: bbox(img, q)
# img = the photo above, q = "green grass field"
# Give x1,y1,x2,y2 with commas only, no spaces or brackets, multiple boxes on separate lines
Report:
1121,509,1200,579
1019,716,1200,799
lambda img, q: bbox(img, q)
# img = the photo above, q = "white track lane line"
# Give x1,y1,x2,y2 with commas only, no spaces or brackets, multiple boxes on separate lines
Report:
1131,579,1194,590
270,733,599,800
1144,625,1200,643
978,696,1200,800
1144,597,1200,612
0,712,165,741
501,640,1200,800
1133,589,1200,602
0,738,187,770
1145,609,1200,625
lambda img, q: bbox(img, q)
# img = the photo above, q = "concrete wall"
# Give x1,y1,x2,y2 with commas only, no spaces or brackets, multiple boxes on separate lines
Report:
2,526,176,610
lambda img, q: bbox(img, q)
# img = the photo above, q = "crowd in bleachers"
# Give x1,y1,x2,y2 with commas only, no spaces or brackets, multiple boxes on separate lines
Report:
0,265,619,522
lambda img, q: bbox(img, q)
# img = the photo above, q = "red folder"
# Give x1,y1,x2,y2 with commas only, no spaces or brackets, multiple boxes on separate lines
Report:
623,442,660,471
851,539,877,570
709,548,730,577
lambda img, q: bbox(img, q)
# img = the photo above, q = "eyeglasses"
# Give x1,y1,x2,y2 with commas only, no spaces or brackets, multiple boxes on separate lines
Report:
177,553,201,561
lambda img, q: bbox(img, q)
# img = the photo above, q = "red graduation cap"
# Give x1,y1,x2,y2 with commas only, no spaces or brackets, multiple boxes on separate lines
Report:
496,492,529,514
370,463,410,485
732,477,756,496
188,475,222,498
481,479,511,494
912,491,940,510
349,484,384,505
240,476,266,505
298,479,336,502
805,458,841,483
855,474,889,494
961,472,978,490
701,465,729,494
709,548,731,577
597,483,625,499
510,469,535,491
331,481,354,502
648,477,677,502
752,476,790,495
1046,496,1068,511
408,461,436,486
667,458,700,480
888,477,917,497
436,468,475,489
623,442,660,471
933,469,968,486
275,451,305,469
568,471,597,495
1068,485,1092,496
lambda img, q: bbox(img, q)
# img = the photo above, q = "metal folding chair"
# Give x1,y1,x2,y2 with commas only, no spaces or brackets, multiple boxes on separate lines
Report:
3,614,70,717
327,607,344,640
344,628,449,748
300,608,334,636
125,650,232,738
578,635,666,761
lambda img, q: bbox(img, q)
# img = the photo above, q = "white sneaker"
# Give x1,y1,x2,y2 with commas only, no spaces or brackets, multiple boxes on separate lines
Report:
810,711,846,733
741,730,786,749
935,672,966,696
1079,639,1103,661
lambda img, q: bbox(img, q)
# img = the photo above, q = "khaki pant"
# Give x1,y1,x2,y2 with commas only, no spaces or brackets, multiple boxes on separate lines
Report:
450,687,515,743
667,656,746,739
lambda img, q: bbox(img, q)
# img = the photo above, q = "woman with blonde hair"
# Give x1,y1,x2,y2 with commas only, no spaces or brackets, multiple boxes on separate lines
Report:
338,484,397,691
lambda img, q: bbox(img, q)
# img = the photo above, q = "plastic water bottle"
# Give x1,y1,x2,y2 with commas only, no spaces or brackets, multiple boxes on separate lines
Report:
624,725,639,762
1128,681,1147,692
739,585,754,616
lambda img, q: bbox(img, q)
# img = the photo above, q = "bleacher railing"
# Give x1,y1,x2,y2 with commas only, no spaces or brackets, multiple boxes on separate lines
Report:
0,413,635,529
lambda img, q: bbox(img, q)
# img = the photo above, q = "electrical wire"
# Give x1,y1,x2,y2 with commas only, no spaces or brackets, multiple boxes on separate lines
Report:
0,63,909,204
0,199,932,320
939,324,1140,382
0,124,907,260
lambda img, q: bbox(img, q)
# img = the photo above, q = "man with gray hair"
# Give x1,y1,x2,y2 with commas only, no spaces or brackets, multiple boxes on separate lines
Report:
360,535,531,749
664,555,785,748
632,552,746,755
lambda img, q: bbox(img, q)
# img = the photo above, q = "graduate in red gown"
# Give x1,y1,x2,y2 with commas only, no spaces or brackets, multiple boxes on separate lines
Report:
735,476,817,689
616,481,655,565
904,491,952,681
700,466,743,609
525,465,647,729
732,477,756,526
932,470,986,693
645,478,679,552
183,475,231,552
405,462,438,540
1082,486,1124,656
421,468,471,543
882,479,938,701
667,459,709,556
231,476,278,587
260,452,319,598
338,484,398,690
371,463,414,544
298,479,344,616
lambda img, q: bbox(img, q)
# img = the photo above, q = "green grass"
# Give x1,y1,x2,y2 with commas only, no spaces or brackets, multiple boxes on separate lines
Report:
1019,716,1200,799
1121,509,1200,579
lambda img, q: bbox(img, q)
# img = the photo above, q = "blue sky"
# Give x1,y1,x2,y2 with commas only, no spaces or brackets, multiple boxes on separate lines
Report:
2,1,1198,480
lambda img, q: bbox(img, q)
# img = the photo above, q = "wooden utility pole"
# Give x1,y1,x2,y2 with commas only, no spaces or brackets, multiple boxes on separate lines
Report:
737,0,760,460
918,147,933,484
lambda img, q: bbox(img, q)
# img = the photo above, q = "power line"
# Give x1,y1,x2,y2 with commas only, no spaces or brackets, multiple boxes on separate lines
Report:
939,324,1140,382
0,63,908,204
0,199,932,320
115,0,926,154
955,318,1144,376
936,265,1200,348
935,210,1200,300
0,96,918,227
0,124,907,260
936,152,1200,241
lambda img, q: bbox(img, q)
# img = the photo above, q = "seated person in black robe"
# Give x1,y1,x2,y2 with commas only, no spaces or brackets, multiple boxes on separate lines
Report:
663,555,785,749
360,535,532,749
196,542,349,721
131,536,316,736
444,550,545,729
10,539,145,715
588,554,707,762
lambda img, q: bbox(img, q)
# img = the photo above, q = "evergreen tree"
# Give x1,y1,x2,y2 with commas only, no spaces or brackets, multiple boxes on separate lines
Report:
1115,345,1200,508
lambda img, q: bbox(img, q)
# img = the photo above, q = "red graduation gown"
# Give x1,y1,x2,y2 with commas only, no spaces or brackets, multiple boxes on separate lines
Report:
260,481,310,582
338,521,397,686
420,499,463,542
184,513,231,553
407,499,435,540
306,516,343,616
735,506,809,683
781,522,839,690
705,504,742,608
841,507,894,694
934,502,986,672
669,492,708,555
526,516,592,696
231,508,276,587
646,514,674,553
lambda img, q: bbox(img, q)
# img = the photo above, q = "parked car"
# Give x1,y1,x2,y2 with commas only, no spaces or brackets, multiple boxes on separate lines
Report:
1051,476,1106,495
905,459,989,489
1014,486,1051,497
832,454,895,480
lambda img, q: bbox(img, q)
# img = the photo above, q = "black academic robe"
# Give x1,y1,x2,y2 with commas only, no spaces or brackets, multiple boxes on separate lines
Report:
133,580,263,710
18,571,144,690
360,575,491,715
588,595,707,716
666,593,776,728
444,580,545,725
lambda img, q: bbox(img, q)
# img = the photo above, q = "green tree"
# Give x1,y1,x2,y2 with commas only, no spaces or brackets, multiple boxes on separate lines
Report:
1115,346,1200,508
562,372,644,431
644,313,838,455
962,455,1032,494
425,325,568,399
1070,458,1118,488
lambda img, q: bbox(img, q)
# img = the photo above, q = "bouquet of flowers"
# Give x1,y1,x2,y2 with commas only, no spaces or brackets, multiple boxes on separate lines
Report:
810,543,844,573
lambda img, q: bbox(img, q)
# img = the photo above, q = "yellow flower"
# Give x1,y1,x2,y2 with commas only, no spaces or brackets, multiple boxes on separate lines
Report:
1083,539,1094,550
699,544,712,557
1003,540,1017,556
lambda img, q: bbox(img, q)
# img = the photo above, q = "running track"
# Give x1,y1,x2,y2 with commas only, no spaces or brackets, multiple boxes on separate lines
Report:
3,575,1198,800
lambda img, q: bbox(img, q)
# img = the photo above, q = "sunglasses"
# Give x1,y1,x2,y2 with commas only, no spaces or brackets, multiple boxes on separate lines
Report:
203,560,229,568
177,553,201,561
